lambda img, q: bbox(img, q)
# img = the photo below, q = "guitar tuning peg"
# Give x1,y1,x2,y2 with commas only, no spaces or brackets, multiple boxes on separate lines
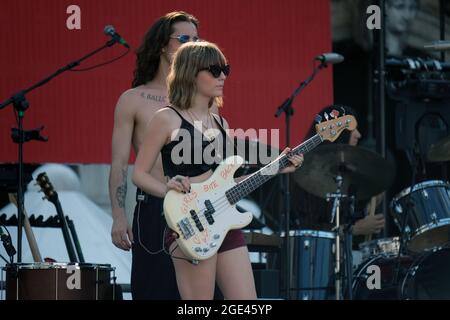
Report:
314,114,323,124
323,112,329,121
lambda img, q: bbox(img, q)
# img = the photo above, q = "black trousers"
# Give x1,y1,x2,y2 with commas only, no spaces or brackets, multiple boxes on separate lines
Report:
130,191,180,300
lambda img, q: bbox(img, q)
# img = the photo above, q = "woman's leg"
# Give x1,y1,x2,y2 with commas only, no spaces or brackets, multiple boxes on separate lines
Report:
216,246,257,299
171,244,217,299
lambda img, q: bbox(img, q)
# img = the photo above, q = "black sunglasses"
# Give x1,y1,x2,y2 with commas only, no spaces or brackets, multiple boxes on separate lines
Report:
170,34,199,44
198,64,231,78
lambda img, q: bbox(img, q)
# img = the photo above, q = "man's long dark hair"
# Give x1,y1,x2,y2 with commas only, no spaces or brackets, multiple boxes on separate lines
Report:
305,104,358,144
132,11,199,88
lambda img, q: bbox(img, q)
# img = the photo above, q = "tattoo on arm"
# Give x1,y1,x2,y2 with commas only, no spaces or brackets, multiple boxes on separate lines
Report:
116,168,127,208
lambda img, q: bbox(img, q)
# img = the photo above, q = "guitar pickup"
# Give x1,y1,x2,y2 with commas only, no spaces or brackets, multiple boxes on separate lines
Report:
204,200,215,213
177,218,194,240
203,200,215,225
190,210,204,232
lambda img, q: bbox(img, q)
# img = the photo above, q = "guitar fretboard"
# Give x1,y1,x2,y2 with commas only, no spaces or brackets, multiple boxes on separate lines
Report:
225,134,323,204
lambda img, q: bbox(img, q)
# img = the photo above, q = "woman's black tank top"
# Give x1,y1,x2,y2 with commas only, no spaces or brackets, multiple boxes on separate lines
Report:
160,106,233,178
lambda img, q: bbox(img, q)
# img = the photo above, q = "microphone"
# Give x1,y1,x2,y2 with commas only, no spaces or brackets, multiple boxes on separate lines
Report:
315,53,344,65
424,40,450,51
104,25,130,48
0,226,16,258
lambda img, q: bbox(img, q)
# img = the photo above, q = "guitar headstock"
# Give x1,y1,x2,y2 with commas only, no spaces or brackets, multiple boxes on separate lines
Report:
315,111,357,143
36,172,58,204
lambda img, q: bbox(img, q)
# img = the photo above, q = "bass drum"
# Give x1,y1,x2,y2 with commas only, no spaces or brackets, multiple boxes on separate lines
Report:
401,248,450,300
352,254,413,300
353,248,450,299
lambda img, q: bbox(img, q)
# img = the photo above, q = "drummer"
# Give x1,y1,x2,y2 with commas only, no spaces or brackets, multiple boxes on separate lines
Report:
291,104,385,240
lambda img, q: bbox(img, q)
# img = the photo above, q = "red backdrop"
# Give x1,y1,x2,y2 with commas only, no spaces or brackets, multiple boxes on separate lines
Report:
0,0,332,163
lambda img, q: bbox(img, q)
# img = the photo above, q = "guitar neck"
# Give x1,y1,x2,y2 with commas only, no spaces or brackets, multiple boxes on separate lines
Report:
226,134,323,204
52,195,79,263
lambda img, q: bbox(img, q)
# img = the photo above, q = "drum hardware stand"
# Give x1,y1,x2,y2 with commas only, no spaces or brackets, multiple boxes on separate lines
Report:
393,141,420,287
327,175,350,300
343,195,356,300
274,59,328,299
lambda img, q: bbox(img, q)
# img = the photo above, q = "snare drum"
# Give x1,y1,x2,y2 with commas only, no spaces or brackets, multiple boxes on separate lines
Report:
391,180,450,253
3,263,115,300
359,237,401,261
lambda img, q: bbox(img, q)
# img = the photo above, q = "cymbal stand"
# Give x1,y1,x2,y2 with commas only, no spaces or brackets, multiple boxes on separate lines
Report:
327,175,347,300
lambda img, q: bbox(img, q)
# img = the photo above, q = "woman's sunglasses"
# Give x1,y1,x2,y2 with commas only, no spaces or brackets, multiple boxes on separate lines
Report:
170,34,199,44
198,64,231,78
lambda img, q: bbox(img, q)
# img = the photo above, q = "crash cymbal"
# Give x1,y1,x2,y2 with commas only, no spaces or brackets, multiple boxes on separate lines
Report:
428,135,450,162
294,144,395,201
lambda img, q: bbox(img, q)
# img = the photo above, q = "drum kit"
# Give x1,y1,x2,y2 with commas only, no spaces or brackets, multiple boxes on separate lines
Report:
281,136,450,300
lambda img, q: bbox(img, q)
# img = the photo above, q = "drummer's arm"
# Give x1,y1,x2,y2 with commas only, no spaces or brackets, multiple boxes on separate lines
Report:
353,214,385,235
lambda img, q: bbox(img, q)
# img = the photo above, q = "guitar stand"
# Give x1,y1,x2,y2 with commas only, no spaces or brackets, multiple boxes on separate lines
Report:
0,213,85,263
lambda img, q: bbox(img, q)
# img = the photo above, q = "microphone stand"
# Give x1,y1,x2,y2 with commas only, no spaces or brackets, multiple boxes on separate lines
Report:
0,38,119,263
274,61,328,299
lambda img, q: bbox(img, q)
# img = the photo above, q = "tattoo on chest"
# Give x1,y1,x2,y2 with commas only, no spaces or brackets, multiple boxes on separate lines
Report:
140,92,166,103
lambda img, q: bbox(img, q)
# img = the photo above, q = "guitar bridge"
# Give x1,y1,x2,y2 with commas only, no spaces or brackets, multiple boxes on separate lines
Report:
177,218,194,240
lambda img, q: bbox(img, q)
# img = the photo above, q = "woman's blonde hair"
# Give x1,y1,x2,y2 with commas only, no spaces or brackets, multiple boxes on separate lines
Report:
168,41,227,110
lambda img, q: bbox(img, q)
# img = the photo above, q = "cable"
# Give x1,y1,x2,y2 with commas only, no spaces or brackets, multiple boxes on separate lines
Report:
70,48,130,72
135,198,164,255
135,192,197,264
162,226,198,265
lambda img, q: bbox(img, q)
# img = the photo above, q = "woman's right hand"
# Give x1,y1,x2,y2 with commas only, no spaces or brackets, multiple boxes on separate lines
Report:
166,175,191,194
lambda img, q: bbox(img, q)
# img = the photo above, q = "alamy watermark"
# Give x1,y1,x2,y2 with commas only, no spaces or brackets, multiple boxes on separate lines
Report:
66,265,81,290
66,5,81,30
169,121,281,174
365,264,381,290
366,5,381,30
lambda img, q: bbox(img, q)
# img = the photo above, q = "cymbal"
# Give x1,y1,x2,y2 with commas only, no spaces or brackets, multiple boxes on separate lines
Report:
294,144,395,201
428,135,450,162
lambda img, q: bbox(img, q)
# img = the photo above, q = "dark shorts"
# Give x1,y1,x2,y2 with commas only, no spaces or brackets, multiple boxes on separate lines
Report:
165,228,246,254
131,191,180,300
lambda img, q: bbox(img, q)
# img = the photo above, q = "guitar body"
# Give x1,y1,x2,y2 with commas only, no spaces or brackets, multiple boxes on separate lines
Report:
164,156,253,260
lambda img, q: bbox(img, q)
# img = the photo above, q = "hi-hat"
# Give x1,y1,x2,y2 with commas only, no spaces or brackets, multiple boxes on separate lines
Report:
294,144,395,201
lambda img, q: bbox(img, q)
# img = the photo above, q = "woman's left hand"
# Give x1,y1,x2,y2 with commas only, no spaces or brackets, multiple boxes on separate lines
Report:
280,147,304,174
